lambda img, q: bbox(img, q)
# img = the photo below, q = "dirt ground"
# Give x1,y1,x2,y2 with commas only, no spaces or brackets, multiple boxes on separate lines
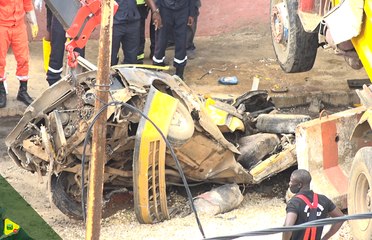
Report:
0,26,367,239
3,26,369,108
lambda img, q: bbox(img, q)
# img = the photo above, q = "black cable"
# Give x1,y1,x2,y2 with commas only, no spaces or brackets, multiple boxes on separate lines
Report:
81,102,118,223
204,212,372,240
81,101,205,238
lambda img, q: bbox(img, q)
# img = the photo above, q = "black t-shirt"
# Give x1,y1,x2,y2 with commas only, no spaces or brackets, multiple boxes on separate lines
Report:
286,190,336,240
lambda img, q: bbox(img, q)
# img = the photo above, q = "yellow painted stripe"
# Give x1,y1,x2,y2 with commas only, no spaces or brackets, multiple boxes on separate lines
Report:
135,88,178,223
112,64,170,71
352,1,372,82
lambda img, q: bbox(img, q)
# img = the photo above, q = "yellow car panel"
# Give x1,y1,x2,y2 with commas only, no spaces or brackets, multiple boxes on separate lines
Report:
352,0,372,81
133,87,178,224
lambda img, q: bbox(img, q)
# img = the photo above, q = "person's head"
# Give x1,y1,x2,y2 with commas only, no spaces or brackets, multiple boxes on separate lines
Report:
289,169,312,194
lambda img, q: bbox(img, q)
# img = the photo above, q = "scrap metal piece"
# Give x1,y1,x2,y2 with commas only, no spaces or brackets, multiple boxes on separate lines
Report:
198,66,228,80
250,145,297,184
356,85,372,108
44,0,80,29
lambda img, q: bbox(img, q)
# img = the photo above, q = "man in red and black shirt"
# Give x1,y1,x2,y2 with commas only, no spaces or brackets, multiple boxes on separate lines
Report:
283,169,344,240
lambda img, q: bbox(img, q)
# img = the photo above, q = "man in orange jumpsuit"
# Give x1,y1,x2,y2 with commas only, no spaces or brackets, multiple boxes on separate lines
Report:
0,0,38,108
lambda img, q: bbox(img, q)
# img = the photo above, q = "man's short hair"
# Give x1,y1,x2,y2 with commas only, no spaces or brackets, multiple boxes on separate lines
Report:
291,169,312,185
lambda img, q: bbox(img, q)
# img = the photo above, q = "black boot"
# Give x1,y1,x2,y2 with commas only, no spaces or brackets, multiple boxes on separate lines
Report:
175,66,185,80
17,81,33,106
0,81,6,108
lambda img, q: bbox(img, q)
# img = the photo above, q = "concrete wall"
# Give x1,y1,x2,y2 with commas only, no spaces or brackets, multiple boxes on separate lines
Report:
34,0,270,39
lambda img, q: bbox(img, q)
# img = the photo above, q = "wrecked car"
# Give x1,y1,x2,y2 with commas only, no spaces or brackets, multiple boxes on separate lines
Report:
5,66,310,223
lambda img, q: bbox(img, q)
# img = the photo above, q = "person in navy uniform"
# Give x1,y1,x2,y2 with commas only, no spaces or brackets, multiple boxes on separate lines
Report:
152,0,196,80
113,0,161,66
45,5,85,86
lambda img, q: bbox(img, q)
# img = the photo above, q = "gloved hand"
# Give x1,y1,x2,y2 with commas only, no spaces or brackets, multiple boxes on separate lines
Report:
26,10,38,39
33,0,43,11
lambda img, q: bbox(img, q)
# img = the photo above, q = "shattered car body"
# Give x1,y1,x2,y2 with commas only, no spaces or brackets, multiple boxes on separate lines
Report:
5,67,305,223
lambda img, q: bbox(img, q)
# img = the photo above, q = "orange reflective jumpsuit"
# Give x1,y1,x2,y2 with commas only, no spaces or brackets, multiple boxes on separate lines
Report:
0,0,33,81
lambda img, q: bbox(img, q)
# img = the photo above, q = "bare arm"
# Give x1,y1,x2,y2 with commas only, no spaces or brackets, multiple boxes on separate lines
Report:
321,207,344,240
282,212,297,240
145,0,162,29
144,0,157,13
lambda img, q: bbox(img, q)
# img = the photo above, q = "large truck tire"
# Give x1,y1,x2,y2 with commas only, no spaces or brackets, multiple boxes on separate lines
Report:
270,0,318,73
51,172,84,220
256,113,311,134
237,133,280,170
348,147,372,240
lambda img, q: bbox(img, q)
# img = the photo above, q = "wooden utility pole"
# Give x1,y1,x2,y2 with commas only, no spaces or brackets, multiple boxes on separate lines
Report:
85,0,114,239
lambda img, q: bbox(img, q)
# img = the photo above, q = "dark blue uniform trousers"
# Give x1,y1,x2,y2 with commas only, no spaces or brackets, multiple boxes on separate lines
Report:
137,4,149,62
46,14,85,86
113,20,140,65
153,6,188,68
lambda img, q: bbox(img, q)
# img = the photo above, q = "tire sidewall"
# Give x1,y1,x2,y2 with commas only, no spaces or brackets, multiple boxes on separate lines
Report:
348,147,372,239
51,172,84,220
270,0,297,68
270,0,318,72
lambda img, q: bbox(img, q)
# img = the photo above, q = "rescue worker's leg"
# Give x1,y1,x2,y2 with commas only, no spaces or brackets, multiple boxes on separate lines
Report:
17,80,33,106
111,24,124,66
173,7,188,79
167,30,175,49
186,4,200,59
46,15,67,86
149,18,156,59
122,21,141,64
0,25,11,108
43,6,53,73
137,4,149,64
12,22,33,106
153,7,172,67
0,81,6,108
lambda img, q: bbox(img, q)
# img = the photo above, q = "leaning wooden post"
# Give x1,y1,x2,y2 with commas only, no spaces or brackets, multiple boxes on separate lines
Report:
85,0,114,239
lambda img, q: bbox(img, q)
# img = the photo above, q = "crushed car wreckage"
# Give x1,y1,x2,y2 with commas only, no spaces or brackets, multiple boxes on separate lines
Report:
5,66,310,223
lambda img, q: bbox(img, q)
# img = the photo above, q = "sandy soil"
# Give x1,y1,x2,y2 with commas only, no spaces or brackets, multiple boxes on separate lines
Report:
4,26,368,106
0,26,364,239
0,144,352,240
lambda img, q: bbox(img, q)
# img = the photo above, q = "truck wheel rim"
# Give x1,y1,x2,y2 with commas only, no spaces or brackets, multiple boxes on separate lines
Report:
355,172,371,231
271,3,289,46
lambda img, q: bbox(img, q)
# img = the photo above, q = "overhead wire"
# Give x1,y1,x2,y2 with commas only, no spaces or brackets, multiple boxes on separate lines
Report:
204,212,372,239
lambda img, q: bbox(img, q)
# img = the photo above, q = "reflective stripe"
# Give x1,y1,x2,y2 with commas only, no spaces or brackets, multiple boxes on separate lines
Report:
174,56,187,64
48,66,63,73
152,56,165,63
136,0,145,5
137,53,145,60
16,76,29,81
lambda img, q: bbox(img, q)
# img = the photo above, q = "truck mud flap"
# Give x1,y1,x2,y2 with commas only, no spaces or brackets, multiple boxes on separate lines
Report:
296,106,372,208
